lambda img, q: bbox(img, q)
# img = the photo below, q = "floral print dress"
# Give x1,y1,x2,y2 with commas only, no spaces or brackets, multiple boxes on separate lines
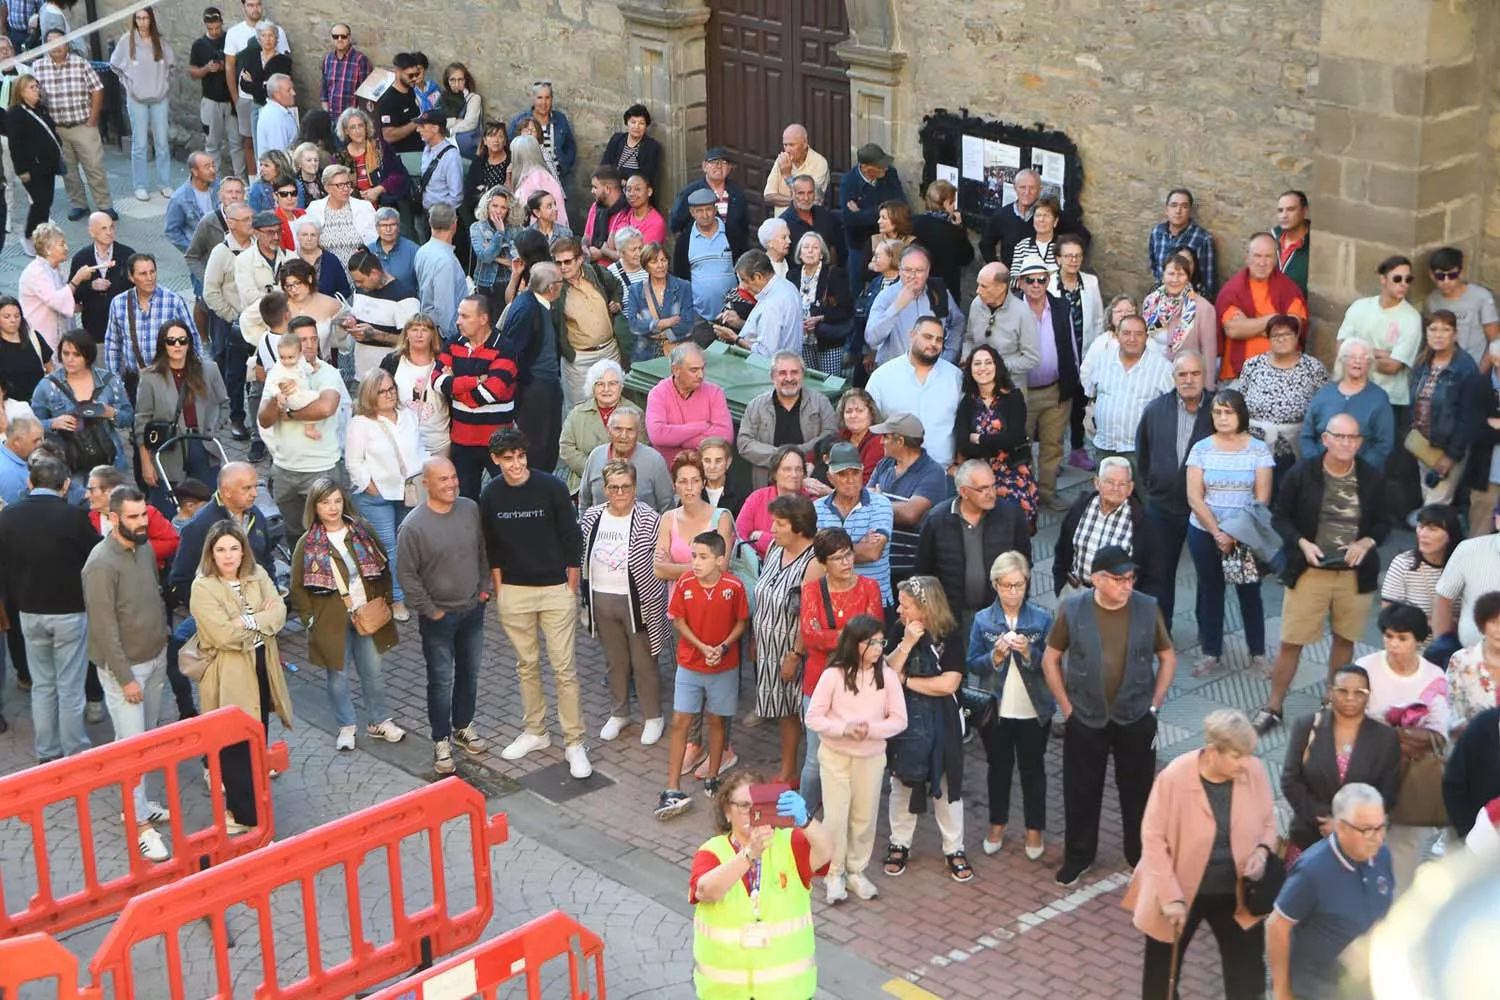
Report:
964,395,1038,527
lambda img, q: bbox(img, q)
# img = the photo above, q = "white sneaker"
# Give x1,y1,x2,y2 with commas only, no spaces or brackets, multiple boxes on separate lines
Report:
434,738,455,775
501,731,552,760
599,716,628,741
134,188,149,201
121,802,172,824
137,827,170,862
335,726,356,751
224,814,251,836
846,872,879,900
21,237,36,257
158,186,174,199
566,744,593,779
366,719,406,743
824,874,848,904
640,717,665,746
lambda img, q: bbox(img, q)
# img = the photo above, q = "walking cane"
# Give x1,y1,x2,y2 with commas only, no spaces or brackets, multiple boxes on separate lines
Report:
1166,930,1181,1000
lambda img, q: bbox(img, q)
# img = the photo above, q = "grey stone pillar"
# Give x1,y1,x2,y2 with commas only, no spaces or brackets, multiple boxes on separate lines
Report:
619,2,713,209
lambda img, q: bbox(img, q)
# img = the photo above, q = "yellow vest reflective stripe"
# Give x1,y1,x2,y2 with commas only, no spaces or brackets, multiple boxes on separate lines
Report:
692,830,817,1000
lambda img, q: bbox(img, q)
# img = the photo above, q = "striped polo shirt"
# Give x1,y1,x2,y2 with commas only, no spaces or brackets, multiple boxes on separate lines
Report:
815,489,894,604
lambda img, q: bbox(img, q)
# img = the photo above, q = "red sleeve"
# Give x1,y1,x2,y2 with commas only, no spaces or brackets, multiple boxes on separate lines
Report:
860,577,883,616
147,507,180,569
733,579,750,621
801,582,839,654
791,828,828,886
667,576,686,620
476,355,518,405
688,848,724,904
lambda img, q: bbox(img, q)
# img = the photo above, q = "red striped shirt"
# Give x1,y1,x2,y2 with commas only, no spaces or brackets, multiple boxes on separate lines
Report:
433,333,519,448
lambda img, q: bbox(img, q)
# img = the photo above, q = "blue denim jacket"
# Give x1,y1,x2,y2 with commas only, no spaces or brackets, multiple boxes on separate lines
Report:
966,599,1056,719
30,367,134,504
626,275,697,363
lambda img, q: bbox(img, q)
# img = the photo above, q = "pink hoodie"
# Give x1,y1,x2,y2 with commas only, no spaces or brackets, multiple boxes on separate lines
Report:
804,662,908,757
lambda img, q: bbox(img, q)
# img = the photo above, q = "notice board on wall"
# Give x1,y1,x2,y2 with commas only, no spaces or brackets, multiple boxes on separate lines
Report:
918,109,1085,235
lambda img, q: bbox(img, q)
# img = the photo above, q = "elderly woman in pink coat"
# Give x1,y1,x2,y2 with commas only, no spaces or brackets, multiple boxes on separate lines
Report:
1122,709,1277,1000
19,222,93,352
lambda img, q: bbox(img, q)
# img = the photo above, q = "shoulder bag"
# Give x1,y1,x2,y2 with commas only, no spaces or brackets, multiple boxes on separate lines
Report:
374,418,420,507
142,375,188,452
46,371,117,474
177,631,218,682
122,292,147,401
1390,729,1449,828
415,143,453,204
1238,846,1288,917
332,543,392,637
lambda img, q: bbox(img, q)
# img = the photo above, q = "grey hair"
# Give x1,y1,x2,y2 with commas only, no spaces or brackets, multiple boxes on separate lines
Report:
1202,709,1257,756
789,173,817,190
771,350,804,370
1014,167,1041,184
224,200,253,220
509,135,550,182
374,207,400,225
321,163,352,186
30,221,66,255
1332,782,1385,822
1097,455,1133,481
613,225,644,250
757,217,789,249
257,20,279,37
293,216,322,236
795,230,831,266
5,415,40,442
529,262,562,295
427,202,457,232
988,550,1031,582
583,358,626,398
669,342,705,368
1172,349,1205,369
954,459,992,491
531,81,553,97
266,73,292,97
606,403,642,428
1333,338,1371,381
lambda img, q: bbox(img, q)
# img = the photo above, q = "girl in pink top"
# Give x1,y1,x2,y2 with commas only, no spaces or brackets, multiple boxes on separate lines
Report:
805,614,907,903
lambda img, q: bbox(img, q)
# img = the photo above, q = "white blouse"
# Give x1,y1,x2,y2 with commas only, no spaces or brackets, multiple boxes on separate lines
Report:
392,355,451,456
345,410,425,502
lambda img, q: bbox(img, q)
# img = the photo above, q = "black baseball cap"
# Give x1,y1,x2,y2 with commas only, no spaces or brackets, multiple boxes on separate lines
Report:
1090,545,1138,577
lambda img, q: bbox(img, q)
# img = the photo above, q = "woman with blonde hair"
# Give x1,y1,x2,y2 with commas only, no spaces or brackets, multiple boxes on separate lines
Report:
19,222,90,351
469,185,519,304
109,4,175,201
189,520,290,834
345,368,425,621
884,574,970,882
379,314,450,458
303,163,377,266
1124,709,1276,999
511,134,570,230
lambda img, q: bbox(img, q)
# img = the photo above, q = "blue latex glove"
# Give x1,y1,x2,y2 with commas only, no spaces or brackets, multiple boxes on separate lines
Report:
777,789,809,828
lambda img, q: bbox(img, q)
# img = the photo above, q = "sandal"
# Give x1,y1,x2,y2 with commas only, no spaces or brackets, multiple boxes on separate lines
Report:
882,844,909,877
1191,655,1220,678
1251,706,1282,735
946,852,975,883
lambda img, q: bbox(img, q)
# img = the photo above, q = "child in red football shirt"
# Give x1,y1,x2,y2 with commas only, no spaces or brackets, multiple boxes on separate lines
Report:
655,531,749,820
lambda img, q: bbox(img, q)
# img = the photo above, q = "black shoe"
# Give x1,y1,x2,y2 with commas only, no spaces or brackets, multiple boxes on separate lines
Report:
1251,707,1282,735
68,207,88,221
1055,860,1090,888
655,789,693,820
230,421,251,441
0,715,8,734
247,440,267,463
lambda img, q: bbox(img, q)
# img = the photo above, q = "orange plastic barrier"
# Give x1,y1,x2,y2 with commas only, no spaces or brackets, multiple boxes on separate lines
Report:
0,706,288,940
83,777,509,1000
0,932,81,997
363,911,606,1000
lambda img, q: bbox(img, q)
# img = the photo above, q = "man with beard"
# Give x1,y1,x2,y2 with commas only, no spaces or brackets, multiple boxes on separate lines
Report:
866,315,963,468
82,486,173,861
582,167,629,264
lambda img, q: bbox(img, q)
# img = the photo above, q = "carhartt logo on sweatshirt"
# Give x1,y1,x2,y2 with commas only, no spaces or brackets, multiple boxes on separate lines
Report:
493,507,546,520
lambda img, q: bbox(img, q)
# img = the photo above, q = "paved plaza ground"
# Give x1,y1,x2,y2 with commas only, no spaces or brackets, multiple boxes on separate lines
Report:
0,148,1405,998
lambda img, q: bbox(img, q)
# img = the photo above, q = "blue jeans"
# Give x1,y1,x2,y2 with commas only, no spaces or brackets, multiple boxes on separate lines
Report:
19,611,91,760
163,615,201,719
1186,524,1266,658
351,490,408,603
324,623,390,727
799,694,823,816
126,96,172,191
418,602,484,742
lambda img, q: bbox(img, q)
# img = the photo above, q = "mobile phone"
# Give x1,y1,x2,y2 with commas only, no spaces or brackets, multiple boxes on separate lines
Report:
748,782,792,828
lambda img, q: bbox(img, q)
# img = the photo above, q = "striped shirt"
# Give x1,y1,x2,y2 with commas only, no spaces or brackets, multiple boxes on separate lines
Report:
1435,534,1500,648
814,490,894,604
1084,348,1175,452
1186,437,1273,530
320,48,371,118
432,331,519,448
1380,550,1442,620
6,0,39,31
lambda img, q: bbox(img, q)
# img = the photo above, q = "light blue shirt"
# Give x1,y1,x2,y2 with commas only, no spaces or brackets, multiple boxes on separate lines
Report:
0,445,28,506
865,281,963,365
687,224,737,320
413,238,468,341
420,138,464,211
814,489,895,603
864,354,964,467
743,276,804,360
254,101,299,161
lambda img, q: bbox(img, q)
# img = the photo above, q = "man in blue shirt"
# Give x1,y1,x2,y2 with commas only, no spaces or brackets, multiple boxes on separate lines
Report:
413,204,468,342
867,412,954,529
0,416,43,506
673,187,742,322
838,143,905,295
1267,783,1394,1000
814,442,895,607
367,209,420,289
415,111,463,219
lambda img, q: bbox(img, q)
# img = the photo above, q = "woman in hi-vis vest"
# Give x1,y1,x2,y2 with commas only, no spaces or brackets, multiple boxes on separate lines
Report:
688,771,831,999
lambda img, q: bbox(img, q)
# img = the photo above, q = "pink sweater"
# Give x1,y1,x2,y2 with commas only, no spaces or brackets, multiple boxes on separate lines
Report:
645,377,734,466
804,663,908,757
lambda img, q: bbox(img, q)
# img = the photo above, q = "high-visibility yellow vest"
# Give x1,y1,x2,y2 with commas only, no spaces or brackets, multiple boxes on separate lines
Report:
692,829,817,1000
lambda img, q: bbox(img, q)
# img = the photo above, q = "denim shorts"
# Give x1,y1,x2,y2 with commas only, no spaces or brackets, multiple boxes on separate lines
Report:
672,666,738,717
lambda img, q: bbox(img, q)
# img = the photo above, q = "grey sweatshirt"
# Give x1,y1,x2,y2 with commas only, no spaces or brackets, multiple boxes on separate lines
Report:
396,498,488,617
82,533,170,684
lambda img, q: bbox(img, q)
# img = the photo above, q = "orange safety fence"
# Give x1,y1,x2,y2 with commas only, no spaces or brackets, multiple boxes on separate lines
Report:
0,706,288,940
362,910,606,1000
0,932,82,997
82,777,509,1000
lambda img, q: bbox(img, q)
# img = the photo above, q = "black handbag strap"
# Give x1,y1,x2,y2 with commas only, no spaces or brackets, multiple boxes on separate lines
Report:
126,293,146,370
418,143,453,194
819,577,836,630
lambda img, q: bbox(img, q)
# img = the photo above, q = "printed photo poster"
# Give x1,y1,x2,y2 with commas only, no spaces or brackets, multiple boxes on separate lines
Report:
1031,148,1067,210
977,140,1022,212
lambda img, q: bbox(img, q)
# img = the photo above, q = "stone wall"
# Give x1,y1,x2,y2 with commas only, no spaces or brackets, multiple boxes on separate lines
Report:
886,0,1321,303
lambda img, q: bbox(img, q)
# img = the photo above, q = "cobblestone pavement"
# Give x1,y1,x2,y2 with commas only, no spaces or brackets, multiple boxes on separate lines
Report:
0,147,1404,999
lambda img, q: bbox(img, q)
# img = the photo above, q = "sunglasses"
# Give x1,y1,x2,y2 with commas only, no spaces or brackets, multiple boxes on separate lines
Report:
1021,276,1048,285
276,189,298,198
1432,269,1461,281
1389,274,1415,284
163,336,190,347
330,32,349,39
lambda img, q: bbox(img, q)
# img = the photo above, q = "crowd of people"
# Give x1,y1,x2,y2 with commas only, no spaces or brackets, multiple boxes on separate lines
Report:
1,4,1499,999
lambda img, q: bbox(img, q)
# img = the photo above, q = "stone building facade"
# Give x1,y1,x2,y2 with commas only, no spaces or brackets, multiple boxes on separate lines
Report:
101,0,1494,348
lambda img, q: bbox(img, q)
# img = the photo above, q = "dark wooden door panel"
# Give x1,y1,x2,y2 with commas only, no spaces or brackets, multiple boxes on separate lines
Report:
707,0,850,220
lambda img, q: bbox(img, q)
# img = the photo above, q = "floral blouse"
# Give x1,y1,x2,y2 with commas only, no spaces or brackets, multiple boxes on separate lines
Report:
1446,643,1500,726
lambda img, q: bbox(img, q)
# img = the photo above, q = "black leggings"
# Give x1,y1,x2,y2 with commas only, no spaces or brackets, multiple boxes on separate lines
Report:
1141,892,1266,1000
23,169,56,241
220,646,273,827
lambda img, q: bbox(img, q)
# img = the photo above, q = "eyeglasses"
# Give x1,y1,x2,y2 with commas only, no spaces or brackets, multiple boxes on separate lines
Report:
1021,276,1048,285
1099,572,1137,585
603,483,633,493
860,637,886,647
996,581,1028,591
826,550,856,562
163,336,190,346
554,256,579,266
1059,253,1084,262
1097,478,1132,490
1433,269,1461,281
1388,274,1415,284
726,799,752,811
1339,818,1389,838
377,386,398,396
1325,432,1363,443
328,180,353,189
961,482,996,494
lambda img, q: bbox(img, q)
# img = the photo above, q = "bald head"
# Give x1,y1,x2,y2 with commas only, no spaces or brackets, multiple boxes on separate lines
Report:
1326,413,1360,438
976,261,1012,306
216,462,259,515
218,461,256,490
782,123,809,161
87,212,115,244
423,456,456,480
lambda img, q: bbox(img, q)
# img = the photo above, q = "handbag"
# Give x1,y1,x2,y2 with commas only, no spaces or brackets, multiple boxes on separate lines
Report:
331,545,392,637
373,418,419,507
1390,730,1449,827
1404,427,1446,469
142,376,187,452
1221,541,1261,585
46,372,117,473
1237,847,1288,917
177,633,217,682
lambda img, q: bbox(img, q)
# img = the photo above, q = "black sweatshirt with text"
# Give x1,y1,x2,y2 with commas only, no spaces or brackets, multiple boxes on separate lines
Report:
478,470,581,587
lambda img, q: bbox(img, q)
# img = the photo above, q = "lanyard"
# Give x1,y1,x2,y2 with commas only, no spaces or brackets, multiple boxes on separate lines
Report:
731,836,764,921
